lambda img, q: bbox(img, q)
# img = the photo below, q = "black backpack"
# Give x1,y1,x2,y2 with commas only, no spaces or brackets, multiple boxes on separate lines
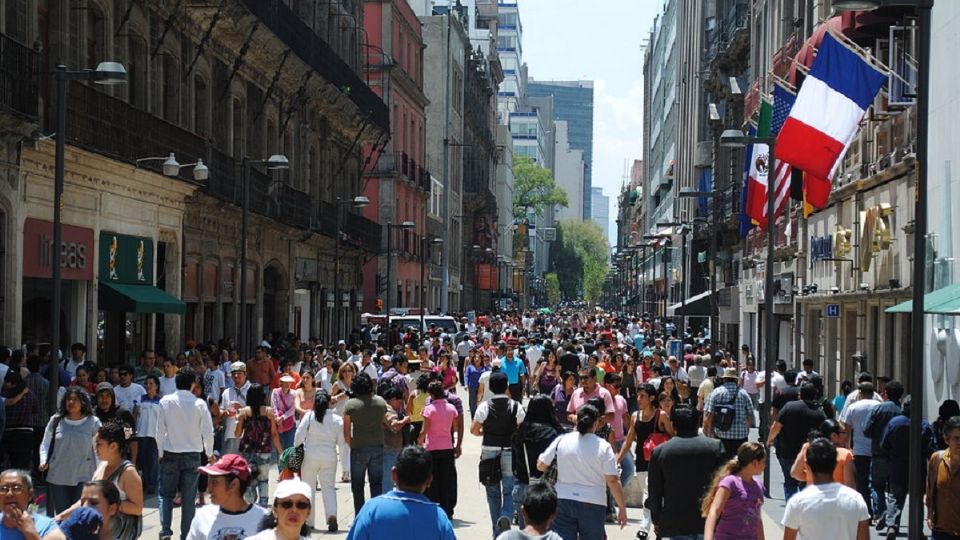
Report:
713,387,738,431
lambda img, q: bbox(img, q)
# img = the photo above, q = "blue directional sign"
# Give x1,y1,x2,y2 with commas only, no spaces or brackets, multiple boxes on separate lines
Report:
826,304,841,318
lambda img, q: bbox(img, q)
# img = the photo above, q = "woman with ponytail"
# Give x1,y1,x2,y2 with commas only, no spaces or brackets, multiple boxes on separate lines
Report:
294,389,344,532
537,403,628,539
702,441,767,540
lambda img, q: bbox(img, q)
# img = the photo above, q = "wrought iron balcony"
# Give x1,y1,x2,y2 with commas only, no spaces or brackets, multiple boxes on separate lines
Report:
66,81,207,184
368,151,430,191
0,33,39,123
239,0,388,132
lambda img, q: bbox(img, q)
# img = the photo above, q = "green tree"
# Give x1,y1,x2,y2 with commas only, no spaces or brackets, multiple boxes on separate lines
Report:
512,156,568,220
545,273,561,305
555,220,610,304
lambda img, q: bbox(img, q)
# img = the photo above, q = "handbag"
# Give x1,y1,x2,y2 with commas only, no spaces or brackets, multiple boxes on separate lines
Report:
478,452,502,486
642,409,670,461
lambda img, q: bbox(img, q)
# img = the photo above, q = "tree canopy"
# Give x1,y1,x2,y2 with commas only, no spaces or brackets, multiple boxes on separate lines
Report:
549,220,610,304
512,156,568,221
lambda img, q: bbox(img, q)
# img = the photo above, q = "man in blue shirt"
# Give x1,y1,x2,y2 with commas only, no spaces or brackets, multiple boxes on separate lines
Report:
0,469,59,540
347,446,455,540
498,342,527,401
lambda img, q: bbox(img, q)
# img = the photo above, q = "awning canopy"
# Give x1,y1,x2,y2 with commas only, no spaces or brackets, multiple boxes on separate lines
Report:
99,280,186,314
667,290,718,317
885,284,960,315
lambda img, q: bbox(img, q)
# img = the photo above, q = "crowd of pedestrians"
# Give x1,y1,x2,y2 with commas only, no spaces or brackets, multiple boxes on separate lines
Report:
0,309,958,540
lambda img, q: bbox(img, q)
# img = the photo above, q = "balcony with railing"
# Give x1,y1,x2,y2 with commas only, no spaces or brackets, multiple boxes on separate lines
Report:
368,150,430,192
0,33,38,125
66,82,381,253
238,0,388,132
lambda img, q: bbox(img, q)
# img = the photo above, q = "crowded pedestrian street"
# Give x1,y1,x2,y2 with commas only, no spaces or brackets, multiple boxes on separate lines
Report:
2,0,960,539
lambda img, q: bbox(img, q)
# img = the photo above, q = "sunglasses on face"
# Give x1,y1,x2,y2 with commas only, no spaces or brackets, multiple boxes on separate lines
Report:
277,500,311,510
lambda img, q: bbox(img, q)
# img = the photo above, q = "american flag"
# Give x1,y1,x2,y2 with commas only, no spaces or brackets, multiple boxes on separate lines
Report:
769,82,796,221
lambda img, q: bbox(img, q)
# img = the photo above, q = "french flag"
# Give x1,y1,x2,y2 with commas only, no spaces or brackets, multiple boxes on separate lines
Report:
775,33,886,181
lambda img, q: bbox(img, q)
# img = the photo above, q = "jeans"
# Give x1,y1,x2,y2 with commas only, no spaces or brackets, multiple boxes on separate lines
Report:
468,386,479,419
884,482,907,531
279,429,295,450
383,448,399,490
350,445,384,514
159,451,201,540
425,449,457,517
780,455,803,502
720,438,746,460
48,483,84,515
551,498,607,540
614,440,635,487
853,455,873,515
136,437,160,494
481,448,515,538
301,450,338,527
242,452,273,505
871,456,889,520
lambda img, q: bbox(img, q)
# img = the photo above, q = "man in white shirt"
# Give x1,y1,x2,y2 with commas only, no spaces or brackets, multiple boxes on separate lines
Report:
113,365,147,415
355,349,379,382
219,362,251,456
156,369,215,540
839,381,882,517
159,358,178,396
782,438,870,540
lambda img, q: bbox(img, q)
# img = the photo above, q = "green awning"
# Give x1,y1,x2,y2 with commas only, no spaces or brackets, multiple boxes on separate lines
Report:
99,280,186,314
885,283,960,315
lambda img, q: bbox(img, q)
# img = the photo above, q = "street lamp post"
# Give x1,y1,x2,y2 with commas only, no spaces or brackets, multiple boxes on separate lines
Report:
334,196,370,341
49,62,126,413
385,221,416,338
831,2,932,537
720,130,776,494
239,155,289,361
421,236,443,330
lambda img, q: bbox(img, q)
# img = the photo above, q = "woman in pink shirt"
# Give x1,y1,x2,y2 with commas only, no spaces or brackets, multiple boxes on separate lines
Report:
417,380,460,518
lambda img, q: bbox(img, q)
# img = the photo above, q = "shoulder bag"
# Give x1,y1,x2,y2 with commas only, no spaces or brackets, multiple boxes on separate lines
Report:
642,409,671,461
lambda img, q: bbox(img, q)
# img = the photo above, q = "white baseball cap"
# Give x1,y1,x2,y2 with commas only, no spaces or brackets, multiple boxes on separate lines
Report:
272,479,312,503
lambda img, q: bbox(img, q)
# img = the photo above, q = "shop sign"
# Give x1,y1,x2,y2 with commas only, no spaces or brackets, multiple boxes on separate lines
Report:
23,218,95,280
826,304,841,317
810,235,833,264
98,232,154,285
341,293,350,307
355,293,364,309
325,291,335,308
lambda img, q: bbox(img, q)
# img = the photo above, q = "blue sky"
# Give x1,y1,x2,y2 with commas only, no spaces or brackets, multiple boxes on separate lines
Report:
519,0,660,244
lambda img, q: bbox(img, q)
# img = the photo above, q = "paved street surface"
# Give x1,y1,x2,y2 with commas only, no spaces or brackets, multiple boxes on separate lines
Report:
92,397,916,539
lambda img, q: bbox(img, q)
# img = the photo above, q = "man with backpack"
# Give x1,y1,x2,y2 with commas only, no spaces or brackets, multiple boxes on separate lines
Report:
703,367,755,459
471,372,526,537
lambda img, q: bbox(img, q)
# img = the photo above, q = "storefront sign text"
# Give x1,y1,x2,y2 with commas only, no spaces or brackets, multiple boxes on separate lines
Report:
23,218,94,280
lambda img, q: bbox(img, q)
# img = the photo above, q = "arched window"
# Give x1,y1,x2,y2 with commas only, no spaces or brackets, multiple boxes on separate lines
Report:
159,52,179,123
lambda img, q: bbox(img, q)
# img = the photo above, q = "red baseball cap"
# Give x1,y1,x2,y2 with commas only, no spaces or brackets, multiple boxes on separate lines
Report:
198,454,250,482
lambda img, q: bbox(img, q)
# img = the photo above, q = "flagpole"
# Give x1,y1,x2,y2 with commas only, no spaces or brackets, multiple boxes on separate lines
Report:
908,6,932,540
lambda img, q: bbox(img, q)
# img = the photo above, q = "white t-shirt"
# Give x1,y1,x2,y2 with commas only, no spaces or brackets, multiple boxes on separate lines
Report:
538,431,618,506
477,371,493,402
782,482,869,539
113,383,147,411
204,370,226,402
756,370,787,403
739,370,759,394
160,376,177,396
185,502,269,540
839,397,881,456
